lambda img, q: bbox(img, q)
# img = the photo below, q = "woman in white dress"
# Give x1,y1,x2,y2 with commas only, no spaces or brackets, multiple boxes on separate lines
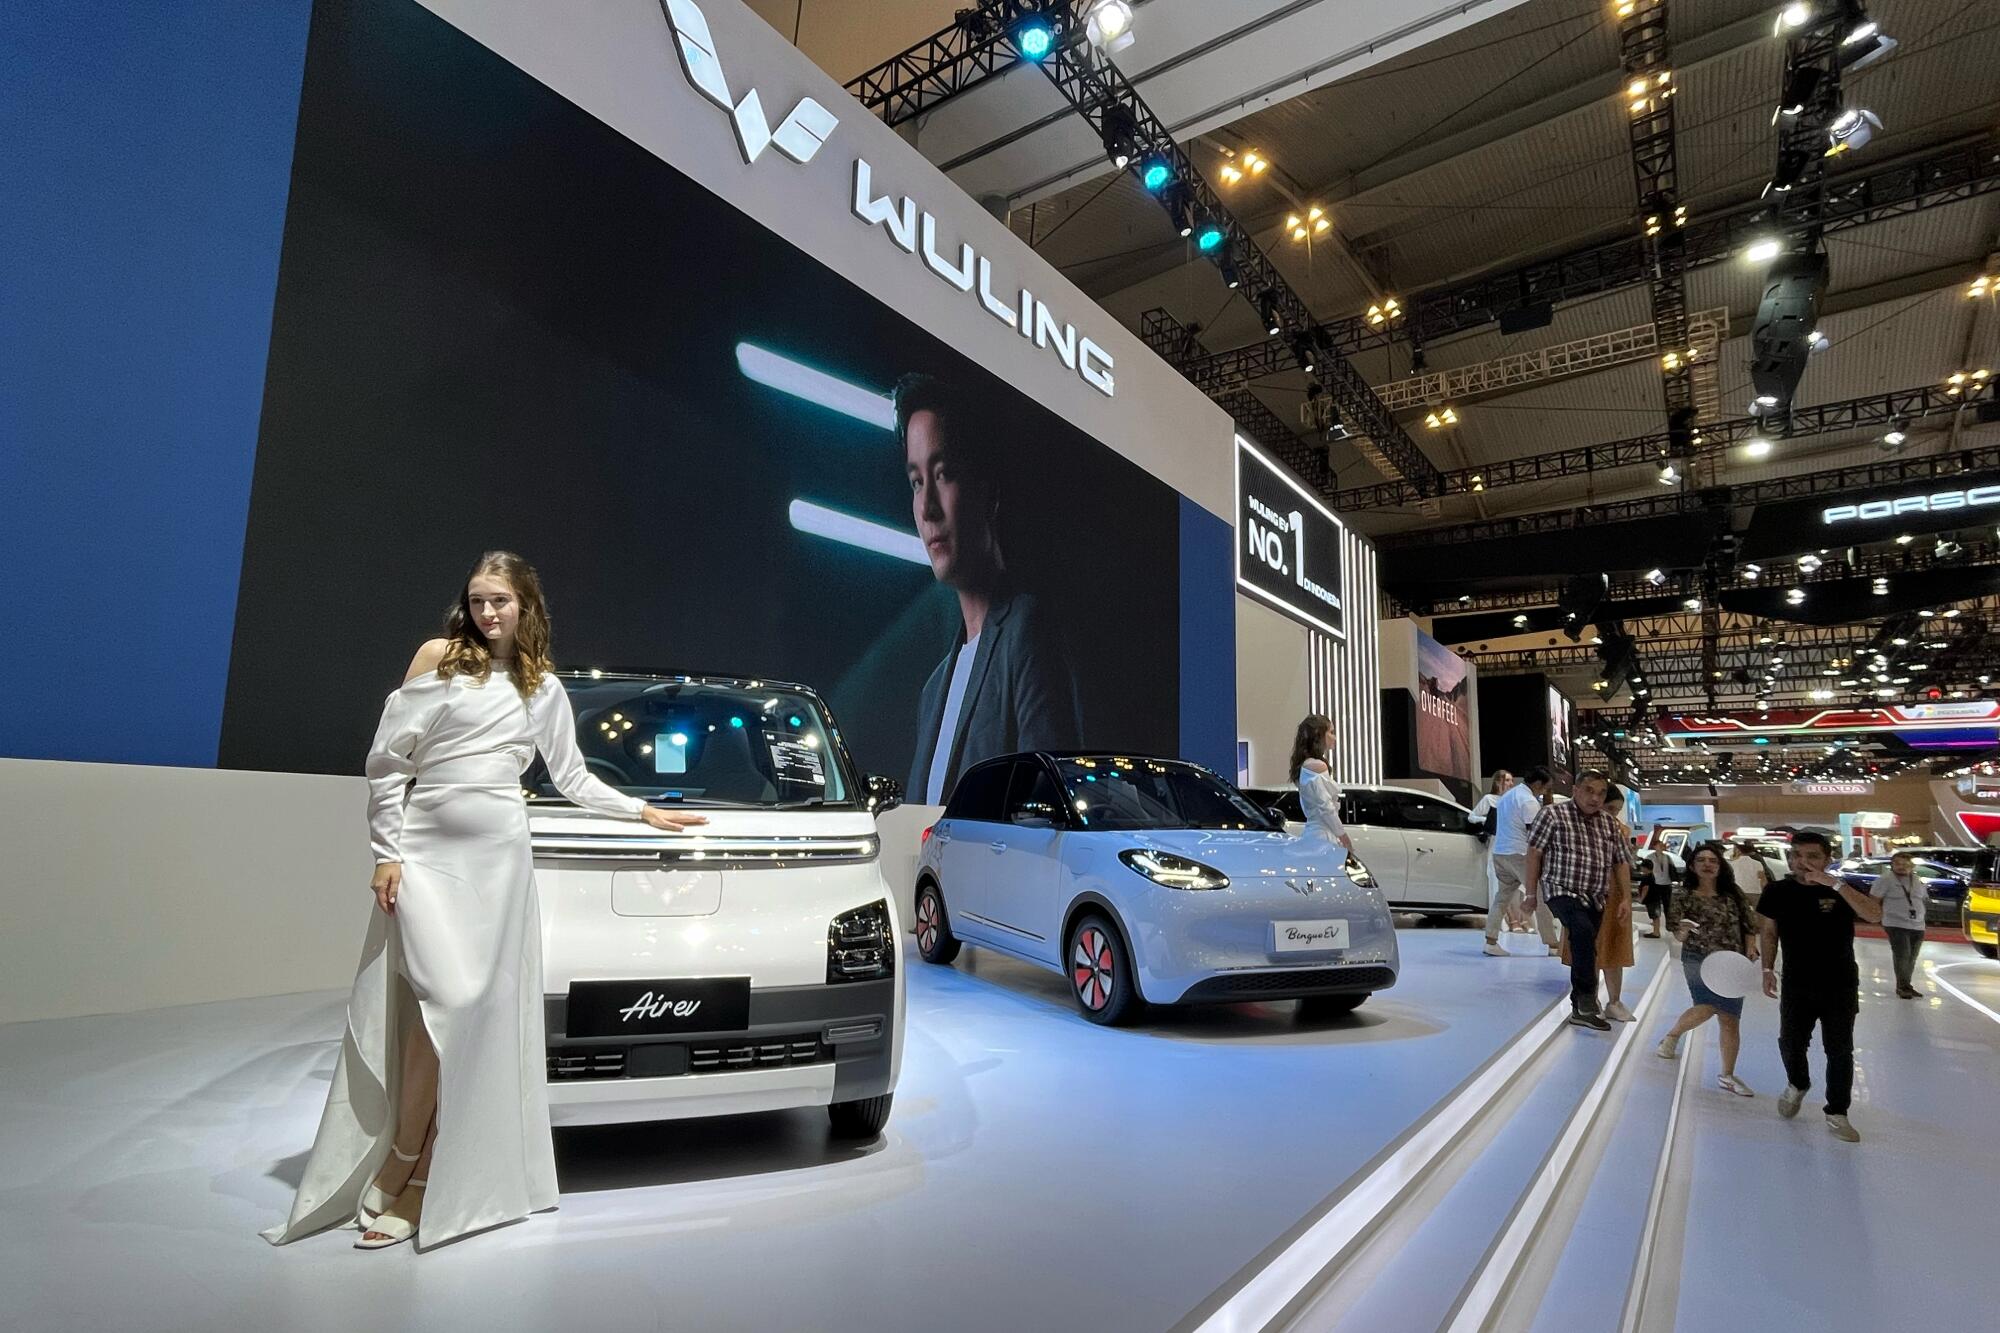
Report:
1289,714,1352,851
264,552,706,1251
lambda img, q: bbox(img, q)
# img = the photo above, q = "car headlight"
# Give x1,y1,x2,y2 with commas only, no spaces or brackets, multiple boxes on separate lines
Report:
827,899,895,983
1344,855,1377,890
1119,848,1229,890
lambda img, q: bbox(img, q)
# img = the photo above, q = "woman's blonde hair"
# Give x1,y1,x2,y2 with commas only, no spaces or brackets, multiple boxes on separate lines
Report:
437,550,552,697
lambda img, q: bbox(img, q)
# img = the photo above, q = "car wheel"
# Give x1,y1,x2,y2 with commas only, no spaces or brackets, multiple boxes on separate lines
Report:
914,882,960,964
1297,993,1367,1021
1976,942,1999,961
828,1092,893,1140
1068,913,1138,1025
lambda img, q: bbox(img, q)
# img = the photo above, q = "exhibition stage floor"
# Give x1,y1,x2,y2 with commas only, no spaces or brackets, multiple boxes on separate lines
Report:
3,928,1995,1331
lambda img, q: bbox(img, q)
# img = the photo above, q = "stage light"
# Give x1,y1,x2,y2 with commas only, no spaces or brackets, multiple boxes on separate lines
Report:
1825,107,1881,156
1837,12,1896,70
1644,568,1667,586
1195,219,1227,251
1366,297,1402,326
1895,532,1913,544
1215,252,1241,289
1099,104,1139,170
1944,369,1989,396
1744,236,1784,263
1872,577,1889,595
1141,157,1173,192
1470,474,1485,493
1775,4,1812,35
1014,17,1055,61
1971,275,1996,299
1745,437,1774,458
1657,460,1680,484
1741,563,1763,580
1258,291,1281,337
1424,406,1459,430
1808,329,1829,352
1786,587,1807,605
1085,1,1136,54
1287,205,1330,243
1684,597,1703,611
1289,335,1315,373
1753,393,1781,408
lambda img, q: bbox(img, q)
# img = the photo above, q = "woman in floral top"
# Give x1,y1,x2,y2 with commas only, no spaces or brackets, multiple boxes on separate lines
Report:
1656,842,1762,1097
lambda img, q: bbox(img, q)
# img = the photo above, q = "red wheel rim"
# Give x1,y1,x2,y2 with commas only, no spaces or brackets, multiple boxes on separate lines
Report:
917,893,939,953
1072,926,1113,1010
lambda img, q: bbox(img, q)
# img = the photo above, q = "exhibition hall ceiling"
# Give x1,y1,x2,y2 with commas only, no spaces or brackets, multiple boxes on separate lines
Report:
841,0,2000,782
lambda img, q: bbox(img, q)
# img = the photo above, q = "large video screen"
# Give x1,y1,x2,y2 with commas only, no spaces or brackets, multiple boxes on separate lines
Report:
1549,685,1573,778
216,0,1203,797
1415,629,1472,788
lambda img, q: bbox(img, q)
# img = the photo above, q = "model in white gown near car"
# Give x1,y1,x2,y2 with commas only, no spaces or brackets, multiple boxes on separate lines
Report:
265,552,701,1250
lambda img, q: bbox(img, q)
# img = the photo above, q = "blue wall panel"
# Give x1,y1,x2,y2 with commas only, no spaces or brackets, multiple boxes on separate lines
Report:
1179,498,1238,775
0,0,312,765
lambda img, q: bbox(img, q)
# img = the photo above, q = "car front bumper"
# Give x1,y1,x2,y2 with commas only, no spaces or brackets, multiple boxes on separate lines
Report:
543,977,896,1126
1124,883,1402,1005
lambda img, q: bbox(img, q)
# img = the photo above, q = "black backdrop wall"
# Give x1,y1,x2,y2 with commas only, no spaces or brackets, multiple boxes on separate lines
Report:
219,0,1184,784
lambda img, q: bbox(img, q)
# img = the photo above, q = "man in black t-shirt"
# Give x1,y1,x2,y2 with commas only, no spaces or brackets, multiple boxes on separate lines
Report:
1756,830,1883,1142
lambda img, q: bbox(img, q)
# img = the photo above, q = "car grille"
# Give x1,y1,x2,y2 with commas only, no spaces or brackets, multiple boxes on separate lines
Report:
1183,965,1396,1002
546,1033,829,1081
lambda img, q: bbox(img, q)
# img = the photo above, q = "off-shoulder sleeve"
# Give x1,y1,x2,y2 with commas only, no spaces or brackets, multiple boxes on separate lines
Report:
532,677,647,820
364,673,448,864
1300,770,1348,841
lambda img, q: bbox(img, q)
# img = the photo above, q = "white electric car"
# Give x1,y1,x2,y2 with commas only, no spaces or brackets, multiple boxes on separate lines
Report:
528,672,903,1139
914,753,1399,1025
1245,783,1489,916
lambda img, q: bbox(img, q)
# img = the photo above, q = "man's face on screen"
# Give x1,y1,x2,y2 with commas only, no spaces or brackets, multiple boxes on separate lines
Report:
906,409,995,590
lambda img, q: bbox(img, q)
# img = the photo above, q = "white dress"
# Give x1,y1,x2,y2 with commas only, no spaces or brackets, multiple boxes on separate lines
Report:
1298,766,1348,845
263,664,645,1249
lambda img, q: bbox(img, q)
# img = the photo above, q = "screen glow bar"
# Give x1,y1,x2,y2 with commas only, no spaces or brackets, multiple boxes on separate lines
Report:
788,500,928,566
736,343,896,431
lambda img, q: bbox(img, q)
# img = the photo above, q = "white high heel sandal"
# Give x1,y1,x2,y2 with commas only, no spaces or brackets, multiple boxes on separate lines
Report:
354,1179,426,1250
359,1144,422,1220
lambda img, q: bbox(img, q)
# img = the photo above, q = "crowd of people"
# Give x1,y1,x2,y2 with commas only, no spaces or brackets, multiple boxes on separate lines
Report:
1465,766,1916,1146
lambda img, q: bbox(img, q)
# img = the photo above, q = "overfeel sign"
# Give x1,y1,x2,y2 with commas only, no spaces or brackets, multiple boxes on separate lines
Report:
1236,438,1345,639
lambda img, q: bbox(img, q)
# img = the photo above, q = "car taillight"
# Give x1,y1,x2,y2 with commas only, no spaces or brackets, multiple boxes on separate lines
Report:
828,900,895,983
920,824,934,845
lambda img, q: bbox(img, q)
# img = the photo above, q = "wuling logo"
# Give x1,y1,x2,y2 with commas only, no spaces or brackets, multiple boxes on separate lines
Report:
664,0,837,166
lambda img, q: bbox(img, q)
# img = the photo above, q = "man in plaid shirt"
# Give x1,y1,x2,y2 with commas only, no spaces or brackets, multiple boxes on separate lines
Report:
1524,770,1635,1031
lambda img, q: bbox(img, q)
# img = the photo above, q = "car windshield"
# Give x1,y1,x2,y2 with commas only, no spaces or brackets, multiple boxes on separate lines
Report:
524,677,853,807
1055,757,1276,831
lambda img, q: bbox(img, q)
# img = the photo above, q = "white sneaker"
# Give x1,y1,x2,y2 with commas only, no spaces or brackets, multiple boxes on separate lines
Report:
1656,1033,1681,1059
1778,1085,1805,1119
1547,945,1563,957
1483,942,1510,957
1605,1001,1636,1023
1826,1114,1860,1142
1717,1073,1755,1097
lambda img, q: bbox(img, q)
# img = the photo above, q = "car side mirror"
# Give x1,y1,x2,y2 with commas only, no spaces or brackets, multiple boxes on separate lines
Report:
865,773,903,815
1266,805,1289,826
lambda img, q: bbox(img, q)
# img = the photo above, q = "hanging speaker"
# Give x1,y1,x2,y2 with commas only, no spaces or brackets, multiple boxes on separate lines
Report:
1748,252,1828,411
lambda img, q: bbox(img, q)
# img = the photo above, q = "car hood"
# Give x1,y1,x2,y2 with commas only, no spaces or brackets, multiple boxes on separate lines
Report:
1110,828,1348,877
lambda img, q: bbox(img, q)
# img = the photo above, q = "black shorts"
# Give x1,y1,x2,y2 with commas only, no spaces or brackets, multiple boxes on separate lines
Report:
1642,884,1672,913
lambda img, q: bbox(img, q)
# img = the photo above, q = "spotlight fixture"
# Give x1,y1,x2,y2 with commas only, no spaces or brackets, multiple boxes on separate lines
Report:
1215,251,1241,289
1140,156,1173,192
1744,236,1784,264
1084,1,1136,55
1745,437,1774,459
1808,329,1830,353
1657,459,1680,485
1786,587,1807,605
1289,334,1315,373
1895,533,1913,545
1753,393,1781,408
1644,568,1667,586
1013,16,1056,61
1872,577,1889,595
1194,218,1227,252
1423,406,1459,430
1837,13,1897,70
1512,614,1530,629
1796,553,1822,573
1258,291,1281,337
1684,597,1703,611
1944,369,1990,396
1287,206,1331,243
1741,563,1763,581
1469,474,1485,493
1971,275,1997,300
1366,298,1402,327
1935,538,1965,560
1099,105,1139,170
1881,425,1908,450
1774,4,1813,36
1825,107,1882,156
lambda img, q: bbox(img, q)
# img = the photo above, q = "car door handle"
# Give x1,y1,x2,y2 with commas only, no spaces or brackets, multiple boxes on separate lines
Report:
1415,846,1433,855
989,841,1008,853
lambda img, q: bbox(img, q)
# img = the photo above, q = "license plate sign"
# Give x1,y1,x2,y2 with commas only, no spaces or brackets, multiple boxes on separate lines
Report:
1273,920,1349,953
567,977,750,1036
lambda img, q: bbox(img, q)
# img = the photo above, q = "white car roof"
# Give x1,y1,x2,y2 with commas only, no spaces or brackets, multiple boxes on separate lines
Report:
1259,781,1474,815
